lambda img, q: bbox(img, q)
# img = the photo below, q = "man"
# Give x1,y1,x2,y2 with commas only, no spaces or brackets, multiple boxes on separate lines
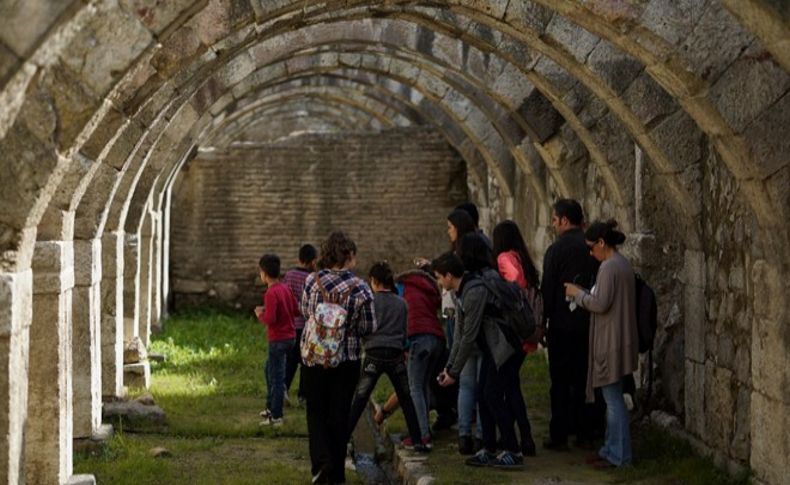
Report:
541,199,602,450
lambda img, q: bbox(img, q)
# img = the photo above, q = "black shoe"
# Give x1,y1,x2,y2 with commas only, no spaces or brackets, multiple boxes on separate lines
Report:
473,437,484,453
542,438,569,451
522,436,537,457
458,435,474,455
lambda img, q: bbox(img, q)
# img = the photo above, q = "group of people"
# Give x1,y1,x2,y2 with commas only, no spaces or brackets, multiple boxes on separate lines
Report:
254,199,640,484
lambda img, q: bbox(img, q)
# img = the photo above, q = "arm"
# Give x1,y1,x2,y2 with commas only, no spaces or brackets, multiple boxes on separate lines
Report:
572,264,616,314
497,252,521,284
541,246,558,324
354,285,378,337
447,286,486,379
260,289,278,326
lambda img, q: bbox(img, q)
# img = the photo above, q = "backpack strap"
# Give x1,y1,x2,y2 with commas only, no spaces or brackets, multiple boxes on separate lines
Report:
314,272,357,305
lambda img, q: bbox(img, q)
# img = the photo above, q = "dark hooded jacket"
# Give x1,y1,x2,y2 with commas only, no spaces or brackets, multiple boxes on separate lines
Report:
396,270,444,339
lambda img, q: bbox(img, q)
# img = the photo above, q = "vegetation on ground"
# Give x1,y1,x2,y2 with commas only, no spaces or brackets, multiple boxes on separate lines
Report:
75,306,748,485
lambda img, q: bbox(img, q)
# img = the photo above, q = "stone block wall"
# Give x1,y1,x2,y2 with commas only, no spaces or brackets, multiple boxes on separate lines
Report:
169,127,467,308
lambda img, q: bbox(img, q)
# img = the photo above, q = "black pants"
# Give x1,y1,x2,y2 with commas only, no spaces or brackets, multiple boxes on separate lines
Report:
547,325,604,443
285,328,304,398
478,350,520,453
348,348,422,443
502,350,532,447
303,360,360,483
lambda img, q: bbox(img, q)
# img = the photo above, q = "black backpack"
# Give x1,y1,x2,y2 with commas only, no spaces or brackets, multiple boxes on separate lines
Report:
478,273,537,350
634,274,658,401
634,274,657,353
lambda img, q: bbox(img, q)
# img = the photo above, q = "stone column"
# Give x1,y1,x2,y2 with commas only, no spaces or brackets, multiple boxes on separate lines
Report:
72,239,102,439
160,187,173,319
0,269,32,484
123,233,140,343
138,213,154,346
100,232,124,398
151,208,163,329
26,241,74,484
683,250,706,439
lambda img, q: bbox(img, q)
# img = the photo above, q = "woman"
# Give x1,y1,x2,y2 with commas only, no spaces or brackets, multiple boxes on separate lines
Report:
301,232,376,484
564,220,638,468
447,209,476,253
492,220,538,456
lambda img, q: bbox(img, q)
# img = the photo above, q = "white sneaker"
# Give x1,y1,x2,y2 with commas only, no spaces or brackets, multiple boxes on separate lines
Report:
259,408,272,418
259,416,283,427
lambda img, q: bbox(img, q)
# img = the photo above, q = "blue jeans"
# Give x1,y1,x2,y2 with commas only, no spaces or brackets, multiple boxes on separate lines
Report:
407,334,444,437
457,353,481,438
266,339,295,419
599,380,632,466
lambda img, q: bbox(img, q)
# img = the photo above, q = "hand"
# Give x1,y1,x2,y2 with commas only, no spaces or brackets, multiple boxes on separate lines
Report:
413,257,430,267
564,283,581,298
437,369,456,387
254,306,264,318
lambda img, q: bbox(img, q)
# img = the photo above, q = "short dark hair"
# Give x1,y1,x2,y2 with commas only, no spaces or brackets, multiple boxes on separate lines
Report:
319,231,357,269
457,233,494,272
455,202,480,227
298,244,317,264
259,254,281,278
585,219,626,247
432,251,465,278
552,199,584,226
368,261,395,291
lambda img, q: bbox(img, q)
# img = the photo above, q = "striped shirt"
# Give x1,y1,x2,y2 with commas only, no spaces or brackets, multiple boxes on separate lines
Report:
301,269,377,362
282,267,311,329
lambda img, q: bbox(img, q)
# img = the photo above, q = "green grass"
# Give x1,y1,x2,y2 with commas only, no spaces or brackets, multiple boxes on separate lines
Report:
76,307,748,485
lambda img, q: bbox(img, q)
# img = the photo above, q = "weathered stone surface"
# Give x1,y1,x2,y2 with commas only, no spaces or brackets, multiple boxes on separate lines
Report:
586,39,643,95
545,14,600,63
119,0,196,35
123,336,147,364
0,0,73,56
679,2,755,82
0,42,19,84
65,474,96,485
103,399,166,432
123,361,150,388
750,392,790,485
621,72,677,126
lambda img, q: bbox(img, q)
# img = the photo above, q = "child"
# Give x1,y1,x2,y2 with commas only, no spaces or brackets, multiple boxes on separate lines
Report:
282,244,317,405
347,262,428,453
255,254,298,426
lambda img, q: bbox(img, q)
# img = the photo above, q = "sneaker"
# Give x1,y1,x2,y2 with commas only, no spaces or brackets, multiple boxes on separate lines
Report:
259,416,284,427
413,442,431,453
400,436,416,449
465,449,496,467
400,435,432,450
259,408,272,418
421,435,433,451
458,435,474,455
491,450,524,469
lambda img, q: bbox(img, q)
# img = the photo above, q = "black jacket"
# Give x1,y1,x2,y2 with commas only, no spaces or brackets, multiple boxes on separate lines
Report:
541,227,599,332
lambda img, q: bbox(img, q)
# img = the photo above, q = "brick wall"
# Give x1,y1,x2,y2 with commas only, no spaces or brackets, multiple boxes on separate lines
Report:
170,127,468,308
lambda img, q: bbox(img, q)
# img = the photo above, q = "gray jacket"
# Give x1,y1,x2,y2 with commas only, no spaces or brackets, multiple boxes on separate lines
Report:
447,269,515,379
363,291,408,351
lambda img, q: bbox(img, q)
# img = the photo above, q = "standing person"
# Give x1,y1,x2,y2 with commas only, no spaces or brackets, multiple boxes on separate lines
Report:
301,232,376,484
447,209,477,253
282,244,317,406
541,199,602,451
564,220,638,468
254,254,298,426
437,235,524,469
347,262,428,453
397,265,445,449
455,202,492,249
492,220,538,456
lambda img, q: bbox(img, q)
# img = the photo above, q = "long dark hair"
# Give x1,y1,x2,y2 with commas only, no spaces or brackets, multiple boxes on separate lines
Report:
492,220,539,288
585,219,626,247
447,209,476,252
457,233,494,272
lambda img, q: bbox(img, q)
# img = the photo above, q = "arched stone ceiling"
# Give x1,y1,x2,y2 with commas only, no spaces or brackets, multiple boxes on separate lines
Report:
0,0,787,273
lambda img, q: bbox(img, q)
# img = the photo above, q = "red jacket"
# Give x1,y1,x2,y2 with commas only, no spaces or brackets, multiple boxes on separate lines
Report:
258,282,297,342
398,271,444,339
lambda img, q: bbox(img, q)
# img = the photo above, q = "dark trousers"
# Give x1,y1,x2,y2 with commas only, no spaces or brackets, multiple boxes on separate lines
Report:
502,350,532,446
266,339,295,419
478,350,520,453
285,328,305,398
348,348,422,443
547,325,604,443
303,360,360,483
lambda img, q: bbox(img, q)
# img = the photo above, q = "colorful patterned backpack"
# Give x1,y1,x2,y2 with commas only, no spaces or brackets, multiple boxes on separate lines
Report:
300,275,356,368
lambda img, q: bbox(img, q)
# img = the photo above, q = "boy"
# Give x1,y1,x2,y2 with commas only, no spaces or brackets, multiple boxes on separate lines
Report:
255,254,298,426
282,244,317,405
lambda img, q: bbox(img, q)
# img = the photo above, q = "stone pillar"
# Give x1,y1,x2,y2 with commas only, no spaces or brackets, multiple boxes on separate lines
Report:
138,213,154,346
100,232,124,398
72,239,102,439
123,233,140,343
683,249,706,439
0,269,32,484
26,241,74,484
160,187,173,319
151,208,163,329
